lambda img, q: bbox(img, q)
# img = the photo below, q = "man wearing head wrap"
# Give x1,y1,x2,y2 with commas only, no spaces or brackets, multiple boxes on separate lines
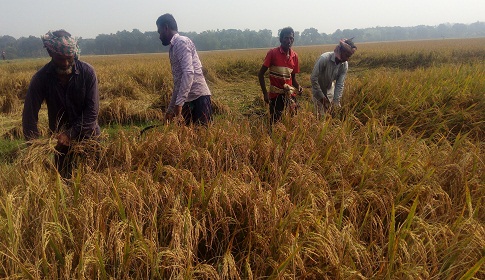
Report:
22,30,100,178
311,38,357,118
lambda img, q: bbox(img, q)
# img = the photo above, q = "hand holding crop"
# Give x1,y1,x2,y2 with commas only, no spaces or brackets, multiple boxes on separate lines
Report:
328,101,341,116
320,95,331,110
56,132,71,146
165,105,183,122
263,92,269,104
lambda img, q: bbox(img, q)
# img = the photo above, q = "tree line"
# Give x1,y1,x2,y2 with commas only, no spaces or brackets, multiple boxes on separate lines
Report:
1,22,484,59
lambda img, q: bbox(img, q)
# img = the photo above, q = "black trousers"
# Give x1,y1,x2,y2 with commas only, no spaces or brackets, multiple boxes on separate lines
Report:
182,95,213,125
269,94,297,124
55,144,75,179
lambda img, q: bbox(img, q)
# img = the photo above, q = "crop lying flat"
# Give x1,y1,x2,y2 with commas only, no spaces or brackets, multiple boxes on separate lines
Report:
0,38,484,279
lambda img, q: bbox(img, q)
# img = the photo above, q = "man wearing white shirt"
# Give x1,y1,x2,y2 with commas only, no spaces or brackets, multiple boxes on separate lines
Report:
156,13,212,125
311,38,357,118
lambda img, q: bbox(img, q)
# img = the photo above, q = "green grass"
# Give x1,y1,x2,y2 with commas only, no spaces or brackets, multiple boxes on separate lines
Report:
0,139,23,163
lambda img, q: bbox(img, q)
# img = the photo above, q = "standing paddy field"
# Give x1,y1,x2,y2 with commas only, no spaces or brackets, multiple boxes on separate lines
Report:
0,38,484,279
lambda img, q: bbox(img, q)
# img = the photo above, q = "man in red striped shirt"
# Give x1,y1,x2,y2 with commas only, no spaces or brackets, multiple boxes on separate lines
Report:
258,27,302,125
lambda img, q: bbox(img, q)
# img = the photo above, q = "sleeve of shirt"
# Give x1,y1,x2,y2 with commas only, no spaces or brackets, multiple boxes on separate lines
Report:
310,55,325,100
22,73,44,141
67,66,100,140
333,64,348,104
293,54,300,74
173,39,195,107
262,49,273,68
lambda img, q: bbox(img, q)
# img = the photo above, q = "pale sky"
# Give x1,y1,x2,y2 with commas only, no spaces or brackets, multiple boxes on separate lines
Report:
1,0,483,39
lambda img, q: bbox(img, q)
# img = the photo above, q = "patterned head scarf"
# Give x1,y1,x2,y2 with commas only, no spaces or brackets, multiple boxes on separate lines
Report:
334,38,357,60
41,30,80,58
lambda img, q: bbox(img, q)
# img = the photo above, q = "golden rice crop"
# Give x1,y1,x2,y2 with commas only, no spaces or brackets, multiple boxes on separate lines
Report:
0,38,484,279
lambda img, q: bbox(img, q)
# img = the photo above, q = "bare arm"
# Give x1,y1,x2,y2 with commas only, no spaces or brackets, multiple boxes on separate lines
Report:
291,73,302,95
165,104,183,121
258,65,269,104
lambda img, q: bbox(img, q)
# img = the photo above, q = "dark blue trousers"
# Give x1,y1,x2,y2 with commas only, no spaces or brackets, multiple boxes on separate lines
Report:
182,95,212,125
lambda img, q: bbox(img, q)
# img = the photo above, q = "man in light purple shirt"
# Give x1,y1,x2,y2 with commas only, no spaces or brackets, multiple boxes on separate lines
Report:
156,13,212,125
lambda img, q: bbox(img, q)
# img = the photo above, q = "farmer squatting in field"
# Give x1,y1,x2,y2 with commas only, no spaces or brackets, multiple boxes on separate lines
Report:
22,30,101,178
311,38,357,118
258,27,303,125
156,13,213,126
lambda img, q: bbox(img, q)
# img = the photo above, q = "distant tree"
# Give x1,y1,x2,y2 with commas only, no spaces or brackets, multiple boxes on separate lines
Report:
340,29,356,41
17,36,44,57
95,33,119,55
0,35,16,50
437,23,451,38
78,38,96,55
1,22,484,57
412,25,433,39
300,28,322,45
331,29,344,43
469,21,485,37
117,30,138,53
375,26,406,41
0,35,17,58
242,29,257,49
452,23,468,38
257,29,273,47
144,31,165,53
193,30,220,51
345,28,364,43
219,29,244,49
131,29,147,53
